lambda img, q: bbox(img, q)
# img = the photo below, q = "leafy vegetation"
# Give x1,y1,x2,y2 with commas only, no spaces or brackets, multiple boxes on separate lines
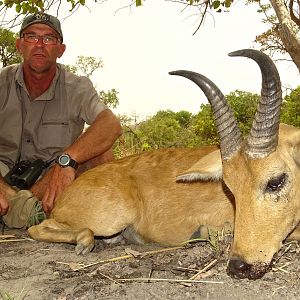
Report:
65,55,120,108
0,28,21,67
281,87,300,127
0,27,299,158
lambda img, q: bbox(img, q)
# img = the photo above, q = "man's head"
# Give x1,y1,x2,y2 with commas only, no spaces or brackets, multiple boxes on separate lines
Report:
16,12,66,74
20,12,63,42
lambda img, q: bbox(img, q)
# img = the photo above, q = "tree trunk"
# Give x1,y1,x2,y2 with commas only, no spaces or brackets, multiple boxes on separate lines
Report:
269,0,300,73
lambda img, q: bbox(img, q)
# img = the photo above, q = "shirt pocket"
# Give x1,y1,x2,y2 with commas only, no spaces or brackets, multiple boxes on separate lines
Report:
38,118,71,150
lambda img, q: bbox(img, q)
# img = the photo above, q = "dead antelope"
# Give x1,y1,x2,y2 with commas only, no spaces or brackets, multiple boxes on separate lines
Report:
28,49,300,280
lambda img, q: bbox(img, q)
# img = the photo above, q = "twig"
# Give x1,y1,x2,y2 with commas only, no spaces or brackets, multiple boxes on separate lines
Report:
273,243,293,264
272,262,292,274
117,277,224,284
0,238,30,243
189,258,218,280
0,235,16,239
58,246,185,271
97,271,119,284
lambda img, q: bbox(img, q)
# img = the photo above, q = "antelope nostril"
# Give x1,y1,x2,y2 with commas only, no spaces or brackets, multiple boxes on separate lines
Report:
227,257,271,280
227,258,251,277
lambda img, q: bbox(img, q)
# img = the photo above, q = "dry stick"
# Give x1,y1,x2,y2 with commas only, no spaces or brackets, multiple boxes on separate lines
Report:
0,235,16,239
273,243,293,265
189,258,218,280
117,277,224,284
58,246,185,271
97,271,119,284
272,262,292,274
0,238,29,243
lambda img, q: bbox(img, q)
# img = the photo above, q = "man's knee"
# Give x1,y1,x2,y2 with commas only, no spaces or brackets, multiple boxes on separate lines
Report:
0,161,10,177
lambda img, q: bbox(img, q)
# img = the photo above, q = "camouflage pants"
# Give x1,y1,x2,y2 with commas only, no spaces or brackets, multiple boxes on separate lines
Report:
0,161,46,229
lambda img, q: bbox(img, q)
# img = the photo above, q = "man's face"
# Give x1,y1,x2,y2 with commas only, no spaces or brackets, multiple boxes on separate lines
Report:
16,23,66,74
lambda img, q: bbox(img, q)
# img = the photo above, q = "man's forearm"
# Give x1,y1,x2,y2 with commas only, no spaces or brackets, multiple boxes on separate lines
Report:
30,110,121,202
64,109,122,164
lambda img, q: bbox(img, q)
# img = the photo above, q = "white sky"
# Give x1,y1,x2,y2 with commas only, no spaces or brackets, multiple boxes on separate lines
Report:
19,1,300,119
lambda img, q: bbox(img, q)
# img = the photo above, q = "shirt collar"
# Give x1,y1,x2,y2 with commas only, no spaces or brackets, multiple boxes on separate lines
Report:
15,63,61,101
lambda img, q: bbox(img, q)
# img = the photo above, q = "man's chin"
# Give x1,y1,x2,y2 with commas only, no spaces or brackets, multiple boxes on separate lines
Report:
29,63,51,74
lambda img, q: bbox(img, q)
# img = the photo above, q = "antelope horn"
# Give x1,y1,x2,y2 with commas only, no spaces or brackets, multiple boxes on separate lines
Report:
229,49,282,159
169,70,242,160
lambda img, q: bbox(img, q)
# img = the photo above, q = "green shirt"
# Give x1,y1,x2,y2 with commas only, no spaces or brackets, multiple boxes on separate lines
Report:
0,63,108,169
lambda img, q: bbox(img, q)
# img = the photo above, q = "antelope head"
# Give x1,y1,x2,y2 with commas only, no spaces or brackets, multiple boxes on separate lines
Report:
170,49,300,279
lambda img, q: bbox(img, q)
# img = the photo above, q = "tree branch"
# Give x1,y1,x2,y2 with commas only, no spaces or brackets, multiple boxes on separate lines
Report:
289,0,300,27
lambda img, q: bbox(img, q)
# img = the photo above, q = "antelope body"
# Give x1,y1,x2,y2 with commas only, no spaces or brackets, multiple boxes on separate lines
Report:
28,49,300,280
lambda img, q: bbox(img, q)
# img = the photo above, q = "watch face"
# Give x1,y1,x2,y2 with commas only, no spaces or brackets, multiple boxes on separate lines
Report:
59,154,70,166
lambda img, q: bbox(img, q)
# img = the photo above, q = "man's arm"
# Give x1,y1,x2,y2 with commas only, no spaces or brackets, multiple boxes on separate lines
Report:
37,109,122,214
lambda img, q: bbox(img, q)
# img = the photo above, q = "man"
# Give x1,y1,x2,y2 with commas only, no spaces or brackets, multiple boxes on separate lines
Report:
0,12,122,228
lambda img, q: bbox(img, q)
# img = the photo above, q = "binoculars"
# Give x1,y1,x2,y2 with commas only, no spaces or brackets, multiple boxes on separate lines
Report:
4,159,45,189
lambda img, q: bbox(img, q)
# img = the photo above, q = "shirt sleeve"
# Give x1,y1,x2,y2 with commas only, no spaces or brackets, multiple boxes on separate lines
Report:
64,68,108,125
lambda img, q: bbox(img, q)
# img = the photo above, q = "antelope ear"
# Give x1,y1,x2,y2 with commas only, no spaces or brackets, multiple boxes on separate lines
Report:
176,149,223,182
278,124,300,166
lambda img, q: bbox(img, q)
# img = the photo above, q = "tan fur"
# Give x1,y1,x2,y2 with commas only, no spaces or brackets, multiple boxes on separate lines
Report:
28,146,234,254
28,124,300,273
223,124,300,265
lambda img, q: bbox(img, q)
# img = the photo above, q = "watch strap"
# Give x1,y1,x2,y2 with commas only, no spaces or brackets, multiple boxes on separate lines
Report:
56,153,79,169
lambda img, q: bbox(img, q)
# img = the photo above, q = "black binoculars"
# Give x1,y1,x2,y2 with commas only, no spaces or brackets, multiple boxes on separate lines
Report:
4,159,45,189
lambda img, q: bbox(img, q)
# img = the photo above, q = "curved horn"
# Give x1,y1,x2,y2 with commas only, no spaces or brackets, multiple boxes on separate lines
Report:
169,70,242,160
229,49,282,159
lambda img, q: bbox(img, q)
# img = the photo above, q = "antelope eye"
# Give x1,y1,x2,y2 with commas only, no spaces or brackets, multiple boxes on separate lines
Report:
266,173,287,193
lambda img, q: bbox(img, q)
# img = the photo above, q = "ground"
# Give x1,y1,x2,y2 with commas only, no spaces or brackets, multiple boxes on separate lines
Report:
0,227,299,300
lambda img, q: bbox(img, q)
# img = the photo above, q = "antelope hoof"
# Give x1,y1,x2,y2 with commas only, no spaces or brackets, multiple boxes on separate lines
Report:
75,228,95,255
75,241,95,255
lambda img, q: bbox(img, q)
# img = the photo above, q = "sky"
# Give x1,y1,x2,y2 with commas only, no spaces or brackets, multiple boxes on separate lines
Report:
16,0,300,119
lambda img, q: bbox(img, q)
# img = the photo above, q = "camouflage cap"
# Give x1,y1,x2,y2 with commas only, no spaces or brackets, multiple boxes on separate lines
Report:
20,12,63,42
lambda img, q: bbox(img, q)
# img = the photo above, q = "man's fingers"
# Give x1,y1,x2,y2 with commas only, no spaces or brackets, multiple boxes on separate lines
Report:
0,198,9,216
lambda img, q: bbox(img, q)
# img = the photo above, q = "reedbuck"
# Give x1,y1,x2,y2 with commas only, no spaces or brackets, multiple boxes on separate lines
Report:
28,49,300,280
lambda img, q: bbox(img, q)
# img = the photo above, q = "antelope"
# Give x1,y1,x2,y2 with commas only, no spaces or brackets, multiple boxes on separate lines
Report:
27,49,300,280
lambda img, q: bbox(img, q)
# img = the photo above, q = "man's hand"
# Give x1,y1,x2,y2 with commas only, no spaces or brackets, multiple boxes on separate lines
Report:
41,165,76,215
0,193,9,216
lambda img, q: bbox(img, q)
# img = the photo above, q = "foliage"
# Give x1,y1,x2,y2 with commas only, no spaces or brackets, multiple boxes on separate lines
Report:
136,110,201,150
0,0,83,15
114,90,266,158
281,86,300,127
192,103,219,145
247,0,286,55
0,27,21,67
176,90,260,146
0,0,234,16
66,55,119,109
113,110,202,158
66,56,103,78
116,90,261,157
115,86,300,159
0,0,299,71
226,90,259,134
98,88,119,108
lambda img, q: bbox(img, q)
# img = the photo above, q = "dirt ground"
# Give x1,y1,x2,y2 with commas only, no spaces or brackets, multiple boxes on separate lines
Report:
0,226,299,300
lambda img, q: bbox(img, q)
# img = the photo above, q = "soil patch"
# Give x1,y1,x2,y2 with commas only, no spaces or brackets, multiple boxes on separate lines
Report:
0,227,299,300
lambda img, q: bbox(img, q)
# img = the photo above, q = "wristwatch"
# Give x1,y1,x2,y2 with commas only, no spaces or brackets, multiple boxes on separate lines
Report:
56,153,78,169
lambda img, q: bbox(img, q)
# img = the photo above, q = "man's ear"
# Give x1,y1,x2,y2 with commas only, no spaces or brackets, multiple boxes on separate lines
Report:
176,149,223,183
15,39,22,54
57,44,66,58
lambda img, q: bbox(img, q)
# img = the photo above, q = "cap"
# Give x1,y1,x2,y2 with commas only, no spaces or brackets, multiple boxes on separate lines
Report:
20,12,63,41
